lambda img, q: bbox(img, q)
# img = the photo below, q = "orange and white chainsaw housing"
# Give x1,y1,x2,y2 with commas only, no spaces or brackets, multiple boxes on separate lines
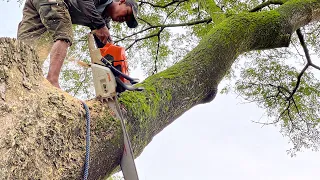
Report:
91,64,117,98
88,33,118,99
88,32,142,99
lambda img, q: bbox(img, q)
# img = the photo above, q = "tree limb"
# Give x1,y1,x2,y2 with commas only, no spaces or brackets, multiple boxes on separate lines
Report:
115,18,212,44
125,32,159,50
137,17,153,26
153,28,164,74
138,0,188,8
249,0,285,12
287,29,312,100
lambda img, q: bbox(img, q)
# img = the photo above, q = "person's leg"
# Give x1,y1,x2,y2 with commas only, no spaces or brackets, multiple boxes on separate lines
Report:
17,0,52,64
39,0,73,88
18,0,73,88
46,40,70,88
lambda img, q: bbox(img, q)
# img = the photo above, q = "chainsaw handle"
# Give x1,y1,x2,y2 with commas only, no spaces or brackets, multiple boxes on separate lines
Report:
110,65,140,84
102,59,140,84
115,77,144,91
88,32,97,52
88,33,104,64
88,32,114,65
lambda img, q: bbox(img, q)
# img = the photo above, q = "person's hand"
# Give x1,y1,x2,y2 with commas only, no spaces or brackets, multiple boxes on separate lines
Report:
94,26,113,44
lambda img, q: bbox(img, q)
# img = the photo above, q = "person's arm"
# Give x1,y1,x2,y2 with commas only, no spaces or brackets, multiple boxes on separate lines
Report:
77,0,106,29
78,0,113,43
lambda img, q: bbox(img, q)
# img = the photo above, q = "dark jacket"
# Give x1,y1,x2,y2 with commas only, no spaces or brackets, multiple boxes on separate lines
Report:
66,0,113,29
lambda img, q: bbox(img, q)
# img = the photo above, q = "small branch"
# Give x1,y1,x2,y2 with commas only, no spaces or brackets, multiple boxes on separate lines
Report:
287,29,312,100
117,18,212,43
139,0,188,8
249,0,284,12
247,82,291,98
296,29,320,70
115,26,154,44
292,97,304,122
251,95,287,126
278,104,288,122
197,3,201,19
153,28,164,74
164,2,181,23
158,18,212,27
286,100,292,119
310,63,320,70
252,120,278,126
296,29,311,64
287,64,308,100
291,40,305,59
287,107,296,134
138,17,153,26
278,85,291,95
125,32,159,50
291,98,310,134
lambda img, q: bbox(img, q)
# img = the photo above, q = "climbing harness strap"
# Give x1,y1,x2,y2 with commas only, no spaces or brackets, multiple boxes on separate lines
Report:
107,97,139,180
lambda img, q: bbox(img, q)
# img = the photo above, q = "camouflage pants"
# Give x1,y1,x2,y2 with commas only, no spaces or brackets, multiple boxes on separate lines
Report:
17,0,73,62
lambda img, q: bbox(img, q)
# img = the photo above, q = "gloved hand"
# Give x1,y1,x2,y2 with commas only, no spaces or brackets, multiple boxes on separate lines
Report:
94,26,113,44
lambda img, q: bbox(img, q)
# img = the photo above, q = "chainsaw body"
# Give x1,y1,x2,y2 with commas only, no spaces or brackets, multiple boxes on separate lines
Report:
88,33,142,99
91,64,117,98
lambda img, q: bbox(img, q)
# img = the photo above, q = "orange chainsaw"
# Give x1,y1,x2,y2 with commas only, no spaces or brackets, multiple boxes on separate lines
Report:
88,33,143,98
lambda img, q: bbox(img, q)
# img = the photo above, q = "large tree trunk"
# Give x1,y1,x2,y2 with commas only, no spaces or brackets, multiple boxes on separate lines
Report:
0,0,319,179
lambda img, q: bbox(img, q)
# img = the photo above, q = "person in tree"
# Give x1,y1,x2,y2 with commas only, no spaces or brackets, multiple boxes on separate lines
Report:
17,0,138,88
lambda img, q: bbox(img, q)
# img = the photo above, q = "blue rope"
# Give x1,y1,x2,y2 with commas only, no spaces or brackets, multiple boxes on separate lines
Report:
82,101,91,180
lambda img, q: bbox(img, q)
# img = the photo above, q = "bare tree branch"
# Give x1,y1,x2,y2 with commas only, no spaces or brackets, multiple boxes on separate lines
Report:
153,28,164,74
291,39,305,59
287,64,308,100
115,18,212,44
249,0,284,12
296,29,312,64
149,1,183,74
139,0,189,8
125,32,159,50
138,17,153,26
287,29,312,100
292,97,305,121
310,63,320,70
164,1,182,23
291,97,311,133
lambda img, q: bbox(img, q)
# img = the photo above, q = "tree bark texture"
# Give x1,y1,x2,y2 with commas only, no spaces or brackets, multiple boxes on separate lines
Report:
0,0,320,179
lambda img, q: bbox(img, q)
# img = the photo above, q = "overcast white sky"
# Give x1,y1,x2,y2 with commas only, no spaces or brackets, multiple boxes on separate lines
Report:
1,1,320,179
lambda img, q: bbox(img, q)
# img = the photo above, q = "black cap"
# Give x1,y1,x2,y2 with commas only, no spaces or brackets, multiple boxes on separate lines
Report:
125,0,138,28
